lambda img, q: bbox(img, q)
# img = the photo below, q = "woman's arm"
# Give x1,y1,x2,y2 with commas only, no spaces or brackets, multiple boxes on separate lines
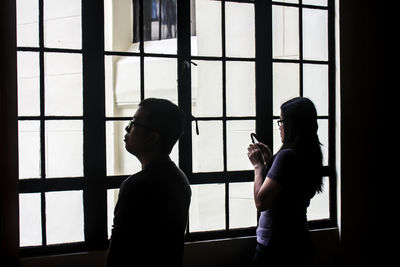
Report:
247,143,281,211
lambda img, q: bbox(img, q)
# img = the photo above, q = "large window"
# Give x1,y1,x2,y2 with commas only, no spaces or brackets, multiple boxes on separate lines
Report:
17,0,336,255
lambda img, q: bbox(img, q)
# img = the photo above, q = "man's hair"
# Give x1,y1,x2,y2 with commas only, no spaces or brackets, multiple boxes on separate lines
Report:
138,98,186,154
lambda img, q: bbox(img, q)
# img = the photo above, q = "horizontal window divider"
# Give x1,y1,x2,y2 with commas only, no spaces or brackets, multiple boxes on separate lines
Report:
191,56,255,62
105,50,178,59
105,117,132,121
17,46,83,54
105,175,129,189
18,116,84,120
189,170,254,184
193,116,256,121
19,178,84,193
271,1,329,10
307,219,336,230
185,227,256,243
20,241,87,258
272,115,330,119
272,58,329,65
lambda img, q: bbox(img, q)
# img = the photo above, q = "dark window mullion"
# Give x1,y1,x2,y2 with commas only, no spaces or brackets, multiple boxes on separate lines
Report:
299,0,304,97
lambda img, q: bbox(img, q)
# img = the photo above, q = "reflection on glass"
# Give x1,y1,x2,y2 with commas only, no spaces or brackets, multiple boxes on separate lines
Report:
303,64,329,116
229,182,257,229
17,0,39,47
191,60,223,117
17,52,40,116
302,8,328,61
46,190,84,244
106,121,141,176
227,120,255,171
308,177,330,220
45,53,82,116
105,55,141,117
189,184,225,232
144,57,177,104
19,193,42,246
225,2,255,58
273,6,299,60
273,63,299,116
45,120,83,178
192,121,223,173
18,121,41,179
44,0,82,49
191,0,221,57
226,61,255,117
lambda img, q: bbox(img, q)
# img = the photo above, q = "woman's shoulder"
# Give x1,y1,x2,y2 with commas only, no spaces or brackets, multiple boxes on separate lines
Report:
275,148,297,159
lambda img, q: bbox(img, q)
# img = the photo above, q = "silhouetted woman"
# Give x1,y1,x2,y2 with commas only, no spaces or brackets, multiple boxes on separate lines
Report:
247,97,323,266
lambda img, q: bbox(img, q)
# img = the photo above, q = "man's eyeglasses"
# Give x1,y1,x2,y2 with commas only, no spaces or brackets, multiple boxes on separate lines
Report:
126,120,156,132
277,120,284,127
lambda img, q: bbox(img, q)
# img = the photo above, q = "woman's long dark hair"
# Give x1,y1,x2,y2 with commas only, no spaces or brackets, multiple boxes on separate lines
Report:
279,97,323,194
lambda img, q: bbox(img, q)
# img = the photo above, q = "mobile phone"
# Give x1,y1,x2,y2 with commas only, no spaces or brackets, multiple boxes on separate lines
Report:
250,133,259,144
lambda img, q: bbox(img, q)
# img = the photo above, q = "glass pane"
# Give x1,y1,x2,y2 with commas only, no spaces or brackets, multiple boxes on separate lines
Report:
227,120,255,171
46,190,84,244
273,63,299,116
273,6,299,60
229,182,257,229
19,193,42,247
318,119,329,166
226,61,255,117
104,0,138,52
273,119,282,154
144,57,177,104
308,177,330,220
189,184,225,232
303,64,329,116
44,53,83,116
302,8,328,61
191,60,223,117
106,55,141,117
17,52,40,116
45,120,83,178
303,0,327,6
106,121,141,176
225,2,255,58
18,121,41,179
107,188,120,238
44,0,82,49
17,0,39,47
192,121,223,173
191,0,221,57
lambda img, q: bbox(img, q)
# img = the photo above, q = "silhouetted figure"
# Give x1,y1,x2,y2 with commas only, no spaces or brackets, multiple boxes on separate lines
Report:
247,97,323,267
106,98,191,267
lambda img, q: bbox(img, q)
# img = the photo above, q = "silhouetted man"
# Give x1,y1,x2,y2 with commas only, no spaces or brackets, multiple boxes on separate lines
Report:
106,98,191,267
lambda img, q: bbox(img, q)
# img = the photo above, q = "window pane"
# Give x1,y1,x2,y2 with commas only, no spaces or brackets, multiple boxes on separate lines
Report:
226,61,255,117
191,0,221,57
229,182,257,229
45,120,83,178
17,0,39,47
303,64,329,116
17,52,40,116
44,0,82,49
302,8,328,61
46,190,84,244
272,119,282,154
192,60,223,117
18,121,41,179
104,0,138,52
227,120,255,171
308,177,330,220
318,119,329,166
189,184,225,232
192,121,223,173
107,188,120,238
106,55,141,117
273,63,299,116
19,193,42,247
225,2,255,58
273,6,299,60
106,121,141,176
45,53,83,116
144,57,177,104
303,0,327,6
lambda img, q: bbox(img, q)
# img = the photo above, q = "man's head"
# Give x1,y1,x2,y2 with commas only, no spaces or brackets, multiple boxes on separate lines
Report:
124,98,186,157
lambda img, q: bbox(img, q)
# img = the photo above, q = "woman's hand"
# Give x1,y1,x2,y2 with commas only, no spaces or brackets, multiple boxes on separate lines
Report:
247,143,272,168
